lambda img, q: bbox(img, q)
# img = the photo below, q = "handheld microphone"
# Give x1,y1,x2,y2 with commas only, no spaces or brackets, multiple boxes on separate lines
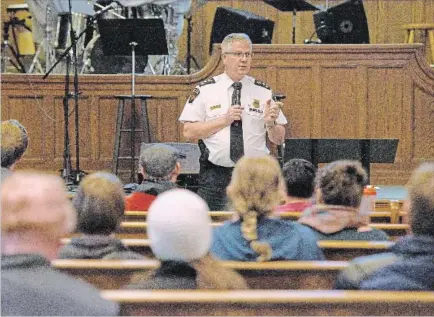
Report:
232,82,242,127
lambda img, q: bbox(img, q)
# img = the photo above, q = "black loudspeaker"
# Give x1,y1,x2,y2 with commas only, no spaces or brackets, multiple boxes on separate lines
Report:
209,7,275,54
313,0,369,44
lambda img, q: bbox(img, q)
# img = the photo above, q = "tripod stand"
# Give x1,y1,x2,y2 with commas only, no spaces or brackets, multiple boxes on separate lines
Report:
184,13,200,74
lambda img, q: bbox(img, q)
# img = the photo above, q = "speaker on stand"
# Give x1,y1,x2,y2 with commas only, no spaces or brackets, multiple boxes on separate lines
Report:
313,0,370,44
209,7,275,54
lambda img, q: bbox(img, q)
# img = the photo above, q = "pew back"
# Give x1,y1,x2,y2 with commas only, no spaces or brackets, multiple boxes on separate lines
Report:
60,238,394,260
101,290,434,316
53,260,348,290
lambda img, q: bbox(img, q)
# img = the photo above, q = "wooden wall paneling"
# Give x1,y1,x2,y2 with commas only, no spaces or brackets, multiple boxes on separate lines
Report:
311,64,322,138
413,87,434,163
320,66,359,138
366,67,406,171
275,66,314,138
96,96,118,165
3,95,50,168
355,66,369,138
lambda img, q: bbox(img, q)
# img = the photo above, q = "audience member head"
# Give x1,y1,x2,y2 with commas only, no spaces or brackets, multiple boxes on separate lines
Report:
227,155,286,261
1,172,76,260
147,189,211,262
73,172,125,235
315,160,367,208
282,159,316,200
1,120,28,170
139,144,181,182
406,162,434,238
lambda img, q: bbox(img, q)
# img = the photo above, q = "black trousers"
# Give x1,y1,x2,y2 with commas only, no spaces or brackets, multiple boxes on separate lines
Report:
197,160,233,211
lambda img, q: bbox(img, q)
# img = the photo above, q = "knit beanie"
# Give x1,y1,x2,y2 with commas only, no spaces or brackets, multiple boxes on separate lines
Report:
147,188,211,261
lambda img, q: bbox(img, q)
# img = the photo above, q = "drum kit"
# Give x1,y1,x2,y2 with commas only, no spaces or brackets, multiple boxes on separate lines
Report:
1,0,189,75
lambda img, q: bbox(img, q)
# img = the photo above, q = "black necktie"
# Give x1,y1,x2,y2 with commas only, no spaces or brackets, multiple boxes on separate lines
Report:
230,82,244,163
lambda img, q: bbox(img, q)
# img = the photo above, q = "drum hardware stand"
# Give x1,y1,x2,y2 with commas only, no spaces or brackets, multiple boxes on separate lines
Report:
1,19,27,73
183,12,200,74
29,6,56,73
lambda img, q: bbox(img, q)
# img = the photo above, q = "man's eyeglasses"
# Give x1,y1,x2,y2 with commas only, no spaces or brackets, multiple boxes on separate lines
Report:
223,52,254,58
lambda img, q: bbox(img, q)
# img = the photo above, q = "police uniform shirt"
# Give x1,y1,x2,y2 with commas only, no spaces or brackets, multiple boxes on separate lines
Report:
179,73,287,168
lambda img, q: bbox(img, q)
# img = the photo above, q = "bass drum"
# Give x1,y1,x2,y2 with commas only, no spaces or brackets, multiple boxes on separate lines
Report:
82,35,148,74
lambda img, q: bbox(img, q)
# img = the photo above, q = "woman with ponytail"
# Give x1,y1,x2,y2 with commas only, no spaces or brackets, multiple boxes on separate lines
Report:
210,155,324,261
299,160,389,241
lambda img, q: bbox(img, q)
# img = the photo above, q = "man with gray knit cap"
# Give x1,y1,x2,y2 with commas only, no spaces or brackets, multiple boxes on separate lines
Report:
125,144,181,211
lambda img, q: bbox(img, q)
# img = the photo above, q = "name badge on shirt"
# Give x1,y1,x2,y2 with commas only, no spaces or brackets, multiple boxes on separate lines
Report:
210,104,221,110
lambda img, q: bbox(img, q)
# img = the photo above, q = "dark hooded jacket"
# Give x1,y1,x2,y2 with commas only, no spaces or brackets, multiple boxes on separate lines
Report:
210,218,325,261
124,180,178,211
359,235,434,290
59,235,145,260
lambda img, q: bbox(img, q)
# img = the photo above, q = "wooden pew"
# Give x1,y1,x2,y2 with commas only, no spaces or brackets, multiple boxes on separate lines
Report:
318,241,394,261
123,209,402,223
114,221,409,239
100,290,434,316
60,238,394,261
52,260,348,290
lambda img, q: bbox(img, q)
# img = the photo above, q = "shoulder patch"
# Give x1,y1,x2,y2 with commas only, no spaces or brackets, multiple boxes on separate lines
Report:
198,78,216,87
254,79,271,90
188,88,200,103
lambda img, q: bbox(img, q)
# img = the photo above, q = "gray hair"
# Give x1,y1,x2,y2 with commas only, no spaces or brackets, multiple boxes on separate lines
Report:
139,144,180,181
221,33,252,53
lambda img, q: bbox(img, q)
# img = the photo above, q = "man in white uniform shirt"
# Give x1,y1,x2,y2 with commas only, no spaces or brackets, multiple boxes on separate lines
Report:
179,33,287,210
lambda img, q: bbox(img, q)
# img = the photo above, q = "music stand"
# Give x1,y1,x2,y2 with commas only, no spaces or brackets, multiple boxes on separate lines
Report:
264,0,318,44
282,138,399,184
98,19,167,181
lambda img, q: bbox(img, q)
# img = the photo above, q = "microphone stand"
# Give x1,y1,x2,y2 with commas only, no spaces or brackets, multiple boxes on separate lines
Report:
43,1,114,184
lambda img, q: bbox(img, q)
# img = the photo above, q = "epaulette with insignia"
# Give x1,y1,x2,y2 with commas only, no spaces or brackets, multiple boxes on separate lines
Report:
254,79,271,90
198,78,216,87
188,87,200,103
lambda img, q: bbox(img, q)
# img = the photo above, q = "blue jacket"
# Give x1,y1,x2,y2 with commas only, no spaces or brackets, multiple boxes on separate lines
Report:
360,235,434,290
211,218,325,261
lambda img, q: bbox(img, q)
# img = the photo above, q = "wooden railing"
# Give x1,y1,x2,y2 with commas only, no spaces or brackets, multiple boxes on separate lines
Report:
100,290,434,316
53,259,347,290
60,238,394,261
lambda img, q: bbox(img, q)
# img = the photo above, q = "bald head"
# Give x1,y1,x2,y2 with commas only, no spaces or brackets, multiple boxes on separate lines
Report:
1,172,76,242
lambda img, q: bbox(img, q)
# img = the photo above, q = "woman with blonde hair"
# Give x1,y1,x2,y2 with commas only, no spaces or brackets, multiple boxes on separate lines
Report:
210,155,324,261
